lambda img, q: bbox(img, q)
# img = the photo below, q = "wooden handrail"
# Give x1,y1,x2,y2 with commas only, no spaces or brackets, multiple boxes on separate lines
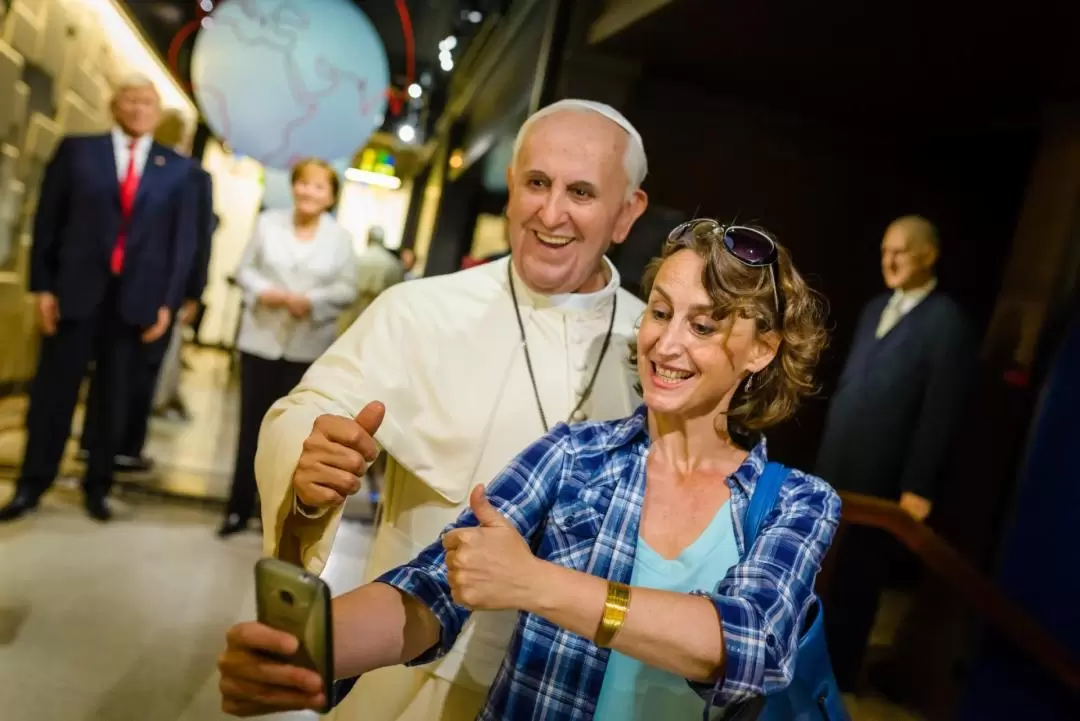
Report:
838,491,1080,695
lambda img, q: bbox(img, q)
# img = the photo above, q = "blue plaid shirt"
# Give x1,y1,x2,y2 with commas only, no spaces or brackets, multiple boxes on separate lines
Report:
377,405,841,720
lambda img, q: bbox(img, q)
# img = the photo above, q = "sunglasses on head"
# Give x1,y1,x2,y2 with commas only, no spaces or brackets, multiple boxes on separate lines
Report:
669,219,785,324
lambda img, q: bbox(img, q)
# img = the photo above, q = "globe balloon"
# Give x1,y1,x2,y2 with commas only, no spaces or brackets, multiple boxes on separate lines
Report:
191,0,389,170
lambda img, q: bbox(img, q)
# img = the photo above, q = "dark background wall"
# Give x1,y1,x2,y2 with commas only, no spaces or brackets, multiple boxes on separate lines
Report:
424,0,1043,471
616,75,1037,466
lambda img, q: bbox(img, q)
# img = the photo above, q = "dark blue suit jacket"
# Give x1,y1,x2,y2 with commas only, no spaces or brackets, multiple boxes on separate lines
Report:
184,167,215,302
29,133,198,327
815,290,978,501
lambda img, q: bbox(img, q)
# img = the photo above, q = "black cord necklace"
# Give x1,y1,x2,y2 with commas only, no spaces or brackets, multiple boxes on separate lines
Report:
508,260,618,433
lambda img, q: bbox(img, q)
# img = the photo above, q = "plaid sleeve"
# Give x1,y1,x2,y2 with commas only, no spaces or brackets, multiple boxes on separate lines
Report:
695,472,841,705
375,424,573,665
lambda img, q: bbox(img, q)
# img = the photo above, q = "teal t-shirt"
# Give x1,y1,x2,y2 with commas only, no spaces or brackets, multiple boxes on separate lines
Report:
593,500,739,721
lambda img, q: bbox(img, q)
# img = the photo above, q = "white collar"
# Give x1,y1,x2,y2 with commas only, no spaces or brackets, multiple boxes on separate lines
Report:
111,126,151,151
891,277,937,306
507,256,620,312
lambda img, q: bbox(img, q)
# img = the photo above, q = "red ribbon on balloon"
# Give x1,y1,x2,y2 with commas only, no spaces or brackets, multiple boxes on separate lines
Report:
168,0,416,117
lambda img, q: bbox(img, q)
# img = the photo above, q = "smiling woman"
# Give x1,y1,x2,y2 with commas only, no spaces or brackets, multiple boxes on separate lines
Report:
630,219,828,435
215,216,844,721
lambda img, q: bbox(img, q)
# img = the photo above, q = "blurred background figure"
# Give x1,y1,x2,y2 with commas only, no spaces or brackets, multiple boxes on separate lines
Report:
0,72,197,523
149,202,218,422
338,225,405,332
399,246,418,280
816,215,978,692
219,158,357,537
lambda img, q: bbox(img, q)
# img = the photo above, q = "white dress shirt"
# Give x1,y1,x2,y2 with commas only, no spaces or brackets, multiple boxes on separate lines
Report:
234,209,358,362
876,277,938,338
110,126,152,181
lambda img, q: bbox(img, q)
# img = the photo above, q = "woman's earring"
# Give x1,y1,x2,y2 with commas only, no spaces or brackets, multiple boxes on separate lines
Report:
745,373,755,392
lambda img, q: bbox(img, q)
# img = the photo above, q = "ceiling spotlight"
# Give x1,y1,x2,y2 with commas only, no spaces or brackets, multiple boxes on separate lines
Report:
151,4,184,22
407,83,422,99
397,124,416,143
467,10,483,23
440,57,454,72
438,36,458,52
200,0,214,11
200,16,214,29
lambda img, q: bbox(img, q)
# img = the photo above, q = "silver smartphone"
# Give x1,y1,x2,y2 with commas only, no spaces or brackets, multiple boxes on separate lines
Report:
254,557,334,712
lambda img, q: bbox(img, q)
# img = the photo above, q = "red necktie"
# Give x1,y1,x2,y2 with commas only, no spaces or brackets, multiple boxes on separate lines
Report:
110,139,140,275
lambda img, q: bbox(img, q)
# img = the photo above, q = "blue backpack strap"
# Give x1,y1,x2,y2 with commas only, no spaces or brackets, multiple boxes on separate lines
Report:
743,462,787,550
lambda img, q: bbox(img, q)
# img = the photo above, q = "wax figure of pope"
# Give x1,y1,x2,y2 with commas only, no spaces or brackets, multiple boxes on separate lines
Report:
249,99,650,721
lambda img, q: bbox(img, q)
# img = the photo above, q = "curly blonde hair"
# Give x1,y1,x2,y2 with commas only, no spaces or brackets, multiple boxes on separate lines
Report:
629,221,828,432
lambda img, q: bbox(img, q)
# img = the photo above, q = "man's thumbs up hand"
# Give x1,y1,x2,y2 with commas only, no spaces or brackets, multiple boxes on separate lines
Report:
443,485,540,611
469,484,512,528
354,400,385,437
291,401,385,512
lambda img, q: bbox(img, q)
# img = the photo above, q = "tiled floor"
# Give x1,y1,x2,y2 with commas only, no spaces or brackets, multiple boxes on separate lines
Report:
0,480,372,721
0,348,240,501
0,345,923,721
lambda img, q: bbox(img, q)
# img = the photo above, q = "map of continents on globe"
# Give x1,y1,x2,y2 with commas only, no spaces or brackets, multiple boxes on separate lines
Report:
191,0,390,170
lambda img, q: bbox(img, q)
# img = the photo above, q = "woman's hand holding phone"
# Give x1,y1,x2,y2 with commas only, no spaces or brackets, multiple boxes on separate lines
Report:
218,621,326,717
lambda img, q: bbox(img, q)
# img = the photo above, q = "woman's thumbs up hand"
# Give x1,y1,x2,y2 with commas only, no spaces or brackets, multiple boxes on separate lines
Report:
468,484,513,528
442,485,541,611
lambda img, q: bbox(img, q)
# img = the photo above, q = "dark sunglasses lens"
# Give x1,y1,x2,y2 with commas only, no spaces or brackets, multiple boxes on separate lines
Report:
724,228,775,265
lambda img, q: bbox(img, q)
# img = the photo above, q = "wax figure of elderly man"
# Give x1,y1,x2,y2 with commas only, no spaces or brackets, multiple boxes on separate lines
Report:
249,99,649,721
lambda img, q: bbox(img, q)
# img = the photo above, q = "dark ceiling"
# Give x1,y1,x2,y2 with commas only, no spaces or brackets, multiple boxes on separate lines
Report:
597,0,1080,134
123,0,505,124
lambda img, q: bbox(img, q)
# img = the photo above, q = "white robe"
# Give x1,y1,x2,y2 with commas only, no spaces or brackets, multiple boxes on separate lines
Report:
255,255,643,720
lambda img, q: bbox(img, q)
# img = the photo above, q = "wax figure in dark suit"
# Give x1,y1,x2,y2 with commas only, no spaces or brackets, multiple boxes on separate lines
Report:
816,215,978,690
0,73,197,522
79,164,214,470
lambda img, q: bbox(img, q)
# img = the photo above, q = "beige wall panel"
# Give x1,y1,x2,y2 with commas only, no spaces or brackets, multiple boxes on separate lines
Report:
56,89,104,134
0,143,21,272
16,111,58,191
15,0,46,21
7,80,29,148
0,292,38,384
38,0,68,86
68,61,101,110
2,1,41,63
0,38,24,143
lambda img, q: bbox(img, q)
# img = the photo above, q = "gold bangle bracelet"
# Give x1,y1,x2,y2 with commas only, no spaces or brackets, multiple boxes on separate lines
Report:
593,581,631,648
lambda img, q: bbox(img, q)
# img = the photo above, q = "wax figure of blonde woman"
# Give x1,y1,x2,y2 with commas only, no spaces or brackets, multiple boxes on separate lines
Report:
219,158,358,537
247,99,649,721
218,220,841,720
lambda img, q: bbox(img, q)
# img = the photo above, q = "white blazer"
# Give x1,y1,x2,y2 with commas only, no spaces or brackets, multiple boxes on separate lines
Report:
234,209,358,363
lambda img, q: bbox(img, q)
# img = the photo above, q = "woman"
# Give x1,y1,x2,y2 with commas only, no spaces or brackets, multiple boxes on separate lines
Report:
218,220,839,719
219,158,358,537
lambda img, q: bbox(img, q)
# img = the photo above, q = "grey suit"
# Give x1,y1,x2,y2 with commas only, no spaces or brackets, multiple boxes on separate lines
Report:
816,289,978,690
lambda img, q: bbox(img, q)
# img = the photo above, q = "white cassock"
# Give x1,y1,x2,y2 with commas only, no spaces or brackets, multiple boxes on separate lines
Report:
255,255,643,721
